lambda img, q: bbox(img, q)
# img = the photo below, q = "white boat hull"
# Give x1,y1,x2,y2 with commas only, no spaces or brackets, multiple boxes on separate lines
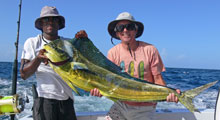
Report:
19,109,215,120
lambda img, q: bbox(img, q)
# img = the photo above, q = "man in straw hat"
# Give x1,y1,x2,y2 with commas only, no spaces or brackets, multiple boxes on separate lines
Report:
90,12,180,120
20,6,77,120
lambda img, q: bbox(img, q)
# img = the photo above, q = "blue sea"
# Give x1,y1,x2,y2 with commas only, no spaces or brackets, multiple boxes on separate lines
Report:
0,62,220,119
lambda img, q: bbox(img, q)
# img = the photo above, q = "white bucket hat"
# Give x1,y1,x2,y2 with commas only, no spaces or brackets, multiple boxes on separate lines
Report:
35,6,65,30
108,12,144,40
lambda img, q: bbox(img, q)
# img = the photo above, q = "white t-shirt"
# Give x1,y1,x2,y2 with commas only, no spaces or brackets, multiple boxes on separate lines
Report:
21,34,74,100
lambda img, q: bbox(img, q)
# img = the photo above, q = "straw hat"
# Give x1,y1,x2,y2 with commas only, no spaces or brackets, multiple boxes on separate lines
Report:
108,12,144,40
35,6,65,30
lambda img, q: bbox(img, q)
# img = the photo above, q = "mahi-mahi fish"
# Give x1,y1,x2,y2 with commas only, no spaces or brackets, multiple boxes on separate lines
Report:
43,35,217,113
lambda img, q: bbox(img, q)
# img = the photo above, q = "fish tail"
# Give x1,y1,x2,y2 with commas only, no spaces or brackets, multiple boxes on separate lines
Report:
179,80,218,113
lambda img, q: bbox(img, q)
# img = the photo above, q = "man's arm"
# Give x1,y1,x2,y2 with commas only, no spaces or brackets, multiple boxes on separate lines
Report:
153,74,166,86
20,58,41,80
20,49,48,80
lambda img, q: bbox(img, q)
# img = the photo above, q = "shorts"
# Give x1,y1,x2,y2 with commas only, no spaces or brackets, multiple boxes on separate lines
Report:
106,101,156,120
33,97,77,120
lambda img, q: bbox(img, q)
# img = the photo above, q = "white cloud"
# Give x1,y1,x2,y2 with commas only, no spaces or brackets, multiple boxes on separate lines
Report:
176,54,186,60
160,48,168,59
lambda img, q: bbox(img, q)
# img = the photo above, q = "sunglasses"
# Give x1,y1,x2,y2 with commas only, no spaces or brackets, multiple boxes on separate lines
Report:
41,17,60,23
114,23,137,32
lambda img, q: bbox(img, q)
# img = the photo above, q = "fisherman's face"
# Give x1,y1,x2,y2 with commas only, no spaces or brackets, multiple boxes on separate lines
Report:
116,20,137,44
41,17,60,36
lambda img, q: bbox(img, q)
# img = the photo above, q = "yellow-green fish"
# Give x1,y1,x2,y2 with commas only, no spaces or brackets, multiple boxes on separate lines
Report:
44,38,217,113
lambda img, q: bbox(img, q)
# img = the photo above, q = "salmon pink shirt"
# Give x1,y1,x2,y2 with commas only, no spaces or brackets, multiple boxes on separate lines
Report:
107,41,165,106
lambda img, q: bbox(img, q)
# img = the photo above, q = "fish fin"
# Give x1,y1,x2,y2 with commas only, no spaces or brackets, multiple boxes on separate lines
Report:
69,38,77,44
179,80,218,113
99,90,118,102
107,97,118,102
71,62,88,70
63,79,81,96
69,83,81,96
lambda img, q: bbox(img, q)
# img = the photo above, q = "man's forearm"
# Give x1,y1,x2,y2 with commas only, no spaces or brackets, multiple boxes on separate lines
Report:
153,74,166,86
20,58,41,80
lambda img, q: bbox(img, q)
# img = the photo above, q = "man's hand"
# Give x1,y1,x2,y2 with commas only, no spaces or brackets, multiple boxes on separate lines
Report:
37,49,49,65
75,30,88,38
90,88,102,97
166,89,181,103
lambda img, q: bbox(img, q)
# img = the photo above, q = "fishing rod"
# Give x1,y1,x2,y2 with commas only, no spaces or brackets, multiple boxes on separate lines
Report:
10,0,22,119
0,0,28,117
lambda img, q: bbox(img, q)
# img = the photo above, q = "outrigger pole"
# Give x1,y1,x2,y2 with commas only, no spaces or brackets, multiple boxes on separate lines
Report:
11,0,22,119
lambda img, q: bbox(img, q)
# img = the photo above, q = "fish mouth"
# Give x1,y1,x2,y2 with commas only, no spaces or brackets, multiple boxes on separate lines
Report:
49,57,71,66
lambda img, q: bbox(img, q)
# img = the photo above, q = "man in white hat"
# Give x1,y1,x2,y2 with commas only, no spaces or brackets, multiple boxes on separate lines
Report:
90,12,180,120
20,6,77,120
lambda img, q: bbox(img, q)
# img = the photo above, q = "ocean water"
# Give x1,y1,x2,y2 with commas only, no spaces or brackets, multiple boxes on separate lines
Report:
0,62,220,119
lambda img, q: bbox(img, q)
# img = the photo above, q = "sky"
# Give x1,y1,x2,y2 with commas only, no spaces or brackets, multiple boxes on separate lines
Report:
0,0,219,70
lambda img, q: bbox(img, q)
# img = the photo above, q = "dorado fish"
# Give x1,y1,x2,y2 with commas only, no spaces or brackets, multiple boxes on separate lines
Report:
43,37,217,113
70,31,147,83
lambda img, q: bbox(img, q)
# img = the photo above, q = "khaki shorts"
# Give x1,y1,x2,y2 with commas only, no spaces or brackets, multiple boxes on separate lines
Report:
106,101,156,120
